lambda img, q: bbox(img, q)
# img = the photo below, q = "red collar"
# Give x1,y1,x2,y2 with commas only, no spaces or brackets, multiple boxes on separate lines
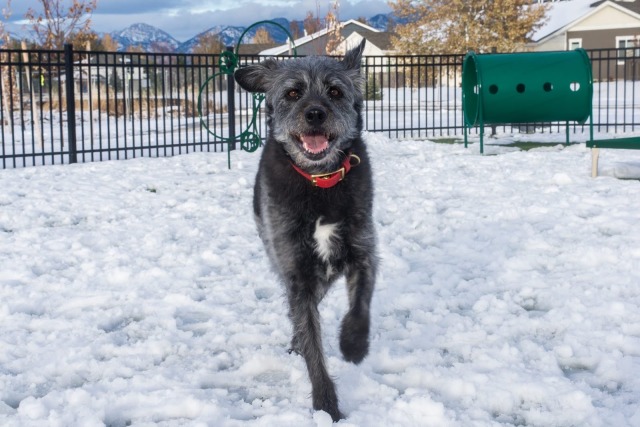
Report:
291,153,361,189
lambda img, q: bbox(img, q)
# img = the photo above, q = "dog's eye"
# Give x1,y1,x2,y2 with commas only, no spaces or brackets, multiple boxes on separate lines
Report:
286,89,300,100
328,87,342,99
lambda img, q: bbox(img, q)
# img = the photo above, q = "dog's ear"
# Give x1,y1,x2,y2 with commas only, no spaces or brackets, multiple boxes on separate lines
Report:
342,39,366,70
234,58,279,93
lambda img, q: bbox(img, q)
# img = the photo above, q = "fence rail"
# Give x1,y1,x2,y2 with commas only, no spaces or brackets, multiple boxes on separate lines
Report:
1,45,639,168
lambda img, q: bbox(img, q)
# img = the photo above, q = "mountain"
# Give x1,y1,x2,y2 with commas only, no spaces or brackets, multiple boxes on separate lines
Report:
179,18,299,53
178,25,246,53
110,14,397,53
110,23,180,52
368,13,410,31
368,13,395,31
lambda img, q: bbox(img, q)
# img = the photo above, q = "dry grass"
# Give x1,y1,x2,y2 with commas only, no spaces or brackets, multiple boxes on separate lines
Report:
34,94,228,118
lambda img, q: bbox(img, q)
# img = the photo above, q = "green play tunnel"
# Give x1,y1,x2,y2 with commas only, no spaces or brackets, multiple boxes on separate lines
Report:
462,49,593,127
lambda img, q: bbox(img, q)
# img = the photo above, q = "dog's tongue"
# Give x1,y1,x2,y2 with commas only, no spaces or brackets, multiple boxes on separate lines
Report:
301,134,328,154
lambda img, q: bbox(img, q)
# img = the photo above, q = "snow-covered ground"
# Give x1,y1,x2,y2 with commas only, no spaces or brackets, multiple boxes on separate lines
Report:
1,133,640,426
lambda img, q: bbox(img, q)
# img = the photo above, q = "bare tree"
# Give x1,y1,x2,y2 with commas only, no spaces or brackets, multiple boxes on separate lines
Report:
67,29,97,50
1,1,14,125
0,0,10,45
325,0,343,54
303,10,322,36
193,32,223,55
252,28,274,45
99,33,117,52
25,0,98,49
289,21,301,41
125,45,144,53
148,41,174,53
391,0,548,54
302,1,325,54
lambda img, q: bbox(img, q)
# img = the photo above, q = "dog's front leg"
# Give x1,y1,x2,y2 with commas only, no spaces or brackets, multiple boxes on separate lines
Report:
340,261,375,364
287,284,343,421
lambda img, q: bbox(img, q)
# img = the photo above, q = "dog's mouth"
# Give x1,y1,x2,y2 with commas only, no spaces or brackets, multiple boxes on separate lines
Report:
297,133,331,156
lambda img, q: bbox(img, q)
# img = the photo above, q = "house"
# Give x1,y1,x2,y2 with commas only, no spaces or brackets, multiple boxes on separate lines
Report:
258,19,397,88
72,54,148,95
236,43,278,55
259,19,395,57
531,0,640,50
529,0,640,79
334,31,395,56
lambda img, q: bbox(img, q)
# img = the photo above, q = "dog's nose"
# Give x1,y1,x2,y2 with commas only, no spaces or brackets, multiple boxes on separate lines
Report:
304,107,327,126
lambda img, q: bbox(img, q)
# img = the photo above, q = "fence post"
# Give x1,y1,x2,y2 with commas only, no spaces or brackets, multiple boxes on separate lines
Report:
64,43,78,163
490,47,497,138
21,41,44,149
226,46,236,151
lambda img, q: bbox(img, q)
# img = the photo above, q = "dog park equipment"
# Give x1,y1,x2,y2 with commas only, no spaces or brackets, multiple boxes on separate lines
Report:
197,20,297,168
586,137,640,177
462,49,640,177
462,49,594,155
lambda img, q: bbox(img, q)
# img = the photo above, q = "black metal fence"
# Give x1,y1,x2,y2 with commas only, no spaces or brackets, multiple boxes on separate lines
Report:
1,45,639,168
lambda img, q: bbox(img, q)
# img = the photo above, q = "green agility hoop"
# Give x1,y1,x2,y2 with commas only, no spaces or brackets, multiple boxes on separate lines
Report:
197,20,297,168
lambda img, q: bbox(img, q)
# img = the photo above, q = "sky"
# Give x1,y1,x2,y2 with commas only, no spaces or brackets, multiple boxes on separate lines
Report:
5,0,393,42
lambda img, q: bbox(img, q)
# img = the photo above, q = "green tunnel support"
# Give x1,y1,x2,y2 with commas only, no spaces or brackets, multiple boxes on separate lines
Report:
462,49,594,154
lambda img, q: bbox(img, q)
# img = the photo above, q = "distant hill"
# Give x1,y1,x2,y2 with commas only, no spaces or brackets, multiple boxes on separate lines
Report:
180,17,301,53
110,14,400,53
368,13,406,31
110,23,180,52
3,12,404,51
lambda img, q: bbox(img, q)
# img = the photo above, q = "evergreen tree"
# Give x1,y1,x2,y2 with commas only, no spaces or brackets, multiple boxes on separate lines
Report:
365,75,382,101
390,0,549,54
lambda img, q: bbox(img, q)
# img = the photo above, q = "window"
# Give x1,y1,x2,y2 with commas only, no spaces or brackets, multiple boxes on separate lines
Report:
616,36,639,64
568,38,582,50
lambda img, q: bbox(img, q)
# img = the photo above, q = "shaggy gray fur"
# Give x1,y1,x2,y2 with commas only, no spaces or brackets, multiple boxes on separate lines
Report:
235,40,377,421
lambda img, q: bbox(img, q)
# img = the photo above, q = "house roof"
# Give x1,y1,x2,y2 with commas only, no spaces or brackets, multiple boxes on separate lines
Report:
591,0,640,14
532,0,640,43
236,43,278,55
363,32,395,51
260,19,381,55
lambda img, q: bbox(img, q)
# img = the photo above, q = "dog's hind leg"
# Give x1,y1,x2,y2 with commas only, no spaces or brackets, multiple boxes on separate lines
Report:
287,285,343,421
340,261,375,364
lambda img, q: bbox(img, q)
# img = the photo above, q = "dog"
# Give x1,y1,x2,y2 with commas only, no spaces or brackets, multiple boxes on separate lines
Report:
234,39,377,421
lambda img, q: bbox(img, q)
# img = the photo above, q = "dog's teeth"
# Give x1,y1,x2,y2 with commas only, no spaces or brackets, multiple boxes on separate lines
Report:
301,134,329,154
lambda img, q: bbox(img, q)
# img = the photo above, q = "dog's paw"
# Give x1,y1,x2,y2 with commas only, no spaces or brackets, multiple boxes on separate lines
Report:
339,313,370,364
312,382,343,422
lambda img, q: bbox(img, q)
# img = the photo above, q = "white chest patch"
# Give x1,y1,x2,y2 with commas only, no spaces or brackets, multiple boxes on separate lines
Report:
313,218,339,262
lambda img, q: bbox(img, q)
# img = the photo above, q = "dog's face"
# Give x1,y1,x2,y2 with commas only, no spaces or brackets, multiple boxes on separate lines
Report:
234,40,366,172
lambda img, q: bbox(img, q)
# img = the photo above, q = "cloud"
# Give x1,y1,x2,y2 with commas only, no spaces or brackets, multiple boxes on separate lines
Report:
8,0,392,42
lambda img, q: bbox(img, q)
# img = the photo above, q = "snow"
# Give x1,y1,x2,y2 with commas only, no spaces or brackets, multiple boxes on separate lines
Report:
2,132,640,426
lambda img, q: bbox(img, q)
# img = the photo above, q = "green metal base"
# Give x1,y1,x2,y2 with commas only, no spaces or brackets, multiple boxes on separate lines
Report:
586,137,640,150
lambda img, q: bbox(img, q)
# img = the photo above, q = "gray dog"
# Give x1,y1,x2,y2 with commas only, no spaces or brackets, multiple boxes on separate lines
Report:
234,40,377,421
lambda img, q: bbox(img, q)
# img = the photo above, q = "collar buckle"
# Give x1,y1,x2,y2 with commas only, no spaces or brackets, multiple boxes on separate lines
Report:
310,167,346,186
290,153,361,189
